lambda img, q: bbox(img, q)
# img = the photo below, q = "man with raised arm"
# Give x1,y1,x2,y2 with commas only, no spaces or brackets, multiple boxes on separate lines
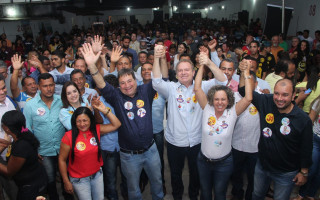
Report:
152,45,227,200
80,42,164,200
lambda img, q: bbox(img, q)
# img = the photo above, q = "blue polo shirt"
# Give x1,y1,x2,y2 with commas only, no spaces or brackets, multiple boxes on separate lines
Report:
23,94,65,156
99,96,120,152
100,81,155,150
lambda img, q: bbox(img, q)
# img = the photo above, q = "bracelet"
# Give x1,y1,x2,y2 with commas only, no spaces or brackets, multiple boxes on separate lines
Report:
91,70,99,76
105,107,111,115
300,171,308,177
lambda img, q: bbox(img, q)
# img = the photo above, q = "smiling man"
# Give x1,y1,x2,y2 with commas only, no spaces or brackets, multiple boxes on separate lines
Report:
80,43,164,200
239,75,313,200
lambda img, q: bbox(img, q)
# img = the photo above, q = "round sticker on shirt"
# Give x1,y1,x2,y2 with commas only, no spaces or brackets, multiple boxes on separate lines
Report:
249,106,258,115
136,100,144,108
37,107,46,116
268,56,272,61
127,112,134,120
281,117,290,126
265,113,274,124
208,116,216,127
214,140,222,147
68,111,74,115
26,97,32,102
260,57,265,63
124,101,133,110
176,94,184,103
215,126,223,134
137,108,146,118
192,95,198,103
76,141,86,151
90,137,97,146
154,92,159,100
85,83,89,88
220,121,228,129
263,127,272,137
227,54,231,58
186,97,191,103
280,125,291,135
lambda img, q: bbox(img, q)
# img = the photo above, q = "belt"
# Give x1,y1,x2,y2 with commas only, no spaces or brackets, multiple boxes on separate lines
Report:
120,140,154,154
200,151,232,163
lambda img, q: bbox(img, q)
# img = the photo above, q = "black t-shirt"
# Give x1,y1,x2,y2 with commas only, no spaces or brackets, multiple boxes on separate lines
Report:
239,87,313,172
11,140,47,187
245,55,267,79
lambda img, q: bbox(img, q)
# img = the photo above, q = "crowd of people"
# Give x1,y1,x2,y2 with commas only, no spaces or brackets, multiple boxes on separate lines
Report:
0,16,319,200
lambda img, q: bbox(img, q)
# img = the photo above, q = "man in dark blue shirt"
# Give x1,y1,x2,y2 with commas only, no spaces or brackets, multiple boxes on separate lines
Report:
80,43,164,200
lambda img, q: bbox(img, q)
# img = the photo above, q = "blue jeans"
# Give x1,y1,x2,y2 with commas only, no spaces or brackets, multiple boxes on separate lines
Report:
197,151,233,200
69,168,104,200
42,155,59,200
299,134,320,197
102,150,127,200
167,142,200,200
252,160,297,200
231,148,258,200
120,143,163,200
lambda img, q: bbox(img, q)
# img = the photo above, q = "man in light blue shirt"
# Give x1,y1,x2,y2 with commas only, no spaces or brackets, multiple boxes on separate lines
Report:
23,73,66,200
70,69,97,100
152,45,227,200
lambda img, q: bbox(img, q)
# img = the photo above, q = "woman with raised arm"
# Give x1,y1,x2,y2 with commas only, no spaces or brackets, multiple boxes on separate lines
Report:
58,102,121,200
194,53,253,200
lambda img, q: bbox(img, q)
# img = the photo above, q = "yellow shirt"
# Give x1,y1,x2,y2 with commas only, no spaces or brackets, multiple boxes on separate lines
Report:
296,80,320,113
265,72,283,93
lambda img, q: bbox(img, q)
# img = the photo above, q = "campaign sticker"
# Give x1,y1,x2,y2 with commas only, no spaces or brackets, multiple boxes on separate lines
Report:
192,95,198,103
127,112,134,120
281,117,290,126
137,108,146,118
154,92,159,100
215,126,223,134
90,137,97,146
186,97,191,103
76,141,86,151
263,127,272,137
37,107,46,116
249,106,258,115
208,116,216,127
136,100,144,108
220,121,228,129
214,140,222,146
68,111,74,115
280,125,291,135
85,83,89,88
124,101,133,110
176,94,184,103
265,113,274,124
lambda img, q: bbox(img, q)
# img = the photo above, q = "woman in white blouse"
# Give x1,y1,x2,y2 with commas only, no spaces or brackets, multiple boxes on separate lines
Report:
194,54,253,200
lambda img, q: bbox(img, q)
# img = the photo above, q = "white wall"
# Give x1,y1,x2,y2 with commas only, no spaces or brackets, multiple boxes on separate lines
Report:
240,0,320,36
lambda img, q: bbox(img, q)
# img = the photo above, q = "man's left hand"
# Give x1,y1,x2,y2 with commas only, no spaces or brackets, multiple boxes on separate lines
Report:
292,172,307,186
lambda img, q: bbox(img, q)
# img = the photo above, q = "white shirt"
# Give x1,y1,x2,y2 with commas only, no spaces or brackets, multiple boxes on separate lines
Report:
152,76,227,147
232,92,260,153
201,104,237,159
135,66,143,82
50,67,74,95
312,99,320,136
0,97,16,159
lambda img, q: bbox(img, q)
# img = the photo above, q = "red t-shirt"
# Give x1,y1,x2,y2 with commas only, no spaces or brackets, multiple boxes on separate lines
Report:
61,124,103,178
242,46,251,55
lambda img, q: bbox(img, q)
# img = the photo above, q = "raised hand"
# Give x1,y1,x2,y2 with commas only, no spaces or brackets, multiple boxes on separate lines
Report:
80,43,101,66
110,46,123,63
92,98,107,113
239,59,249,73
199,46,209,56
92,35,104,54
199,52,211,66
154,45,165,58
208,39,217,51
100,47,108,58
11,54,23,70
28,55,42,69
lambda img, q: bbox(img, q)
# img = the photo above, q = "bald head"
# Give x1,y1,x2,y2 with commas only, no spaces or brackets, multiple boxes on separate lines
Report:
275,79,295,94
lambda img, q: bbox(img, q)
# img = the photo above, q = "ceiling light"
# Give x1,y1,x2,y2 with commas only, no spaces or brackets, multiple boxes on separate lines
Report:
205,8,208,11
210,7,212,10
188,4,190,8
221,5,225,9
6,7,16,17
127,7,130,11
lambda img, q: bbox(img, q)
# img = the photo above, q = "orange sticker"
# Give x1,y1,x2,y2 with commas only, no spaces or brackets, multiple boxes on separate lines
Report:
154,92,159,100
249,106,258,115
85,83,89,88
76,141,86,151
208,116,216,127
192,95,198,103
68,111,74,114
136,100,144,108
265,113,274,124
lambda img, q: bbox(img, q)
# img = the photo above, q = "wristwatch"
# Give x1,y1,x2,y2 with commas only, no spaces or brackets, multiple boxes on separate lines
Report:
244,75,252,80
300,171,308,177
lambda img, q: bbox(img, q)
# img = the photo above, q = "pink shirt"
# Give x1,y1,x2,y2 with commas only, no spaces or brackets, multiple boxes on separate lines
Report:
227,79,239,92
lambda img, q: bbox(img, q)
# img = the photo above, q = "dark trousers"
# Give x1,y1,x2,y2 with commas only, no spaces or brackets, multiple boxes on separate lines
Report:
167,142,200,200
231,148,258,200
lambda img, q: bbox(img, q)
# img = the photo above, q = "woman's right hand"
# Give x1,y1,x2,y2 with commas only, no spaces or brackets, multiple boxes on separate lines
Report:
64,180,74,194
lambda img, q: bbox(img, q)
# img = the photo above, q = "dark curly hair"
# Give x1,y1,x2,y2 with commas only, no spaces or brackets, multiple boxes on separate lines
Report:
207,85,235,109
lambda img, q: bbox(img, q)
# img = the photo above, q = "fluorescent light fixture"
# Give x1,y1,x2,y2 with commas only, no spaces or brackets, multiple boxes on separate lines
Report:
210,7,212,10
6,7,17,17
205,8,208,11
188,4,190,8
127,7,130,11
221,5,225,9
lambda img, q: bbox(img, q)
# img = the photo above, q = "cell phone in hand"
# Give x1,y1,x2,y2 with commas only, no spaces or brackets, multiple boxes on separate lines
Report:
304,88,312,94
